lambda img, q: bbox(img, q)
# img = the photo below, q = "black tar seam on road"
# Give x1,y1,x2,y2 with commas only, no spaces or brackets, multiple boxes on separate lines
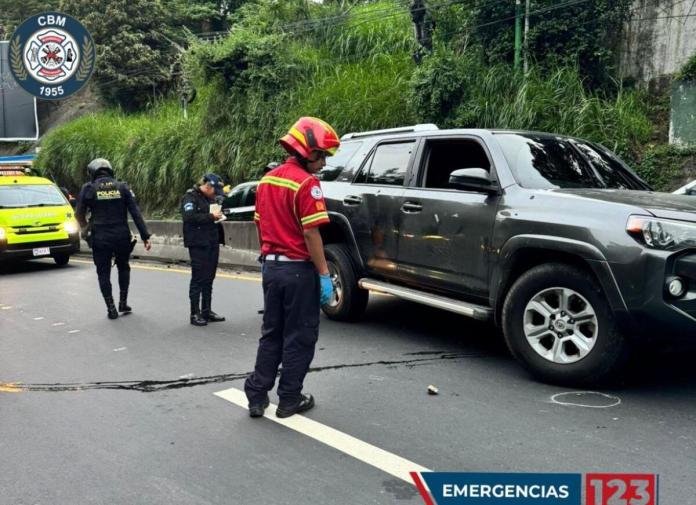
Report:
0,352,488,393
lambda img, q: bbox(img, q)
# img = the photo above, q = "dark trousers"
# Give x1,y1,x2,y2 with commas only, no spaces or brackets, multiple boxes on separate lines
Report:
245,260,320,408
92,237,131,299
188,244,220,311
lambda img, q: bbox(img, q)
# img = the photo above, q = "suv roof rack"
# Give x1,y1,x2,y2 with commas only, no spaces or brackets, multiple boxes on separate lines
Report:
341,123,439,140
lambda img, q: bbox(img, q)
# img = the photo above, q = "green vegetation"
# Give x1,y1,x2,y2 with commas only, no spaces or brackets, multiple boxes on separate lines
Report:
635,145,696,192
35,0,672,214
677,52,696,83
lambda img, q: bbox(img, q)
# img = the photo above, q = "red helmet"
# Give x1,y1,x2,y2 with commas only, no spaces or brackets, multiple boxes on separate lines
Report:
279,117,340,159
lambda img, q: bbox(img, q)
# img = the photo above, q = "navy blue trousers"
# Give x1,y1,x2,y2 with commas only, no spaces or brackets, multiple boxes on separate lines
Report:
188,244,219,309
244,260,320,408
92,235,131,299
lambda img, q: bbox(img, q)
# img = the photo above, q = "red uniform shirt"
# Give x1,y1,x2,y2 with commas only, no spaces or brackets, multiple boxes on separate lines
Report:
254,157,330,259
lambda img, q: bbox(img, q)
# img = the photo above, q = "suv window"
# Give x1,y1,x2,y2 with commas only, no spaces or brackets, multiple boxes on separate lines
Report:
495,133,646,190
244,184,257,206
571,141,649,190
318,141,363,181
225,185,246,208
420,139,491,189
355,141,415,186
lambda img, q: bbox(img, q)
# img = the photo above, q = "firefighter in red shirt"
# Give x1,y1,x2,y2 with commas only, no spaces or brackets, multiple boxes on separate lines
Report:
244,117,338,418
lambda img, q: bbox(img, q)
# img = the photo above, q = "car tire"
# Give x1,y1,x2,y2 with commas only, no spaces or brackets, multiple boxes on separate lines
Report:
322,244,368,321
53,254,70,266
502,263,629,386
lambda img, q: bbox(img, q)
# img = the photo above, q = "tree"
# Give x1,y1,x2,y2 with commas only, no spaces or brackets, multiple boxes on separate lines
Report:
473,0,632,90
60,0,175,110
0,1,60,39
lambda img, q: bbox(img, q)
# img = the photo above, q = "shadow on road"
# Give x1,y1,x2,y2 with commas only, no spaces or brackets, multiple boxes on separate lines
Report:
0,259,79,276
361,296,696,392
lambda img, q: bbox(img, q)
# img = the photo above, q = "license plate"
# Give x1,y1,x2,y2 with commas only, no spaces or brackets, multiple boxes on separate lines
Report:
32,247,50,257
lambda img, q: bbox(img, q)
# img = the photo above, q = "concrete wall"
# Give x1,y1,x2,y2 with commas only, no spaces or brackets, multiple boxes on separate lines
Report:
113,220,261,270
620,0,696,91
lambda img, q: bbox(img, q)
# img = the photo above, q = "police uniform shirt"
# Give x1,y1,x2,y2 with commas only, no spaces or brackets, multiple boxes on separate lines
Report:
182,187,225,247
76,177,150,240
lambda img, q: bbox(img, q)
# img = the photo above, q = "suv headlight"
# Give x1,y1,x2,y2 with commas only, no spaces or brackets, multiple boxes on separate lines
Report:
0,227,5,240
627,215,696,250
63,221,79,234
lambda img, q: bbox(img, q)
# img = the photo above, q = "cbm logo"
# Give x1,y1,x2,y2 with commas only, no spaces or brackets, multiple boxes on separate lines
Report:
9,12,95,100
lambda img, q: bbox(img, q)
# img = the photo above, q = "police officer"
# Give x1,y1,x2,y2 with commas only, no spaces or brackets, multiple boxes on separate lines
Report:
244,117,337,419
76,158,152,319
182,173,226,326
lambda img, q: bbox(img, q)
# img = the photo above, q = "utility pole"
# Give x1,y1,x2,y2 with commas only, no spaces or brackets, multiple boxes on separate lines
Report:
514,0,523,71
523,0,530,74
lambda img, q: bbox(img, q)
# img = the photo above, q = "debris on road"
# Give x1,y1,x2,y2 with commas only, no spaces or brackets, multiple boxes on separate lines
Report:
427,384,439,395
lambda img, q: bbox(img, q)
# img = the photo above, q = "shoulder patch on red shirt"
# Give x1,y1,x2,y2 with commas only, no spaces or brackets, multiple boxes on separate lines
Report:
310,186,323,200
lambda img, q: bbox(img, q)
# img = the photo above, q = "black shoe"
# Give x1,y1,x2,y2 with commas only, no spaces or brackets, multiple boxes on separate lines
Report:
206,310,225,322
105,296,118,320
119,292,131,313
276,394,314,418
248,397,270,418
190,313,207,326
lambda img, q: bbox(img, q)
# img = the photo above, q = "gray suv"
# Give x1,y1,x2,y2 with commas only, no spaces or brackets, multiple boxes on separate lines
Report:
316,124,696,385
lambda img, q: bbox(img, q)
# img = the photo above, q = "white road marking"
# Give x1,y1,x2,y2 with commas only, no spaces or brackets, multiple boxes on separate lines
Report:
550,391,621,408
214,387,431,483
33,316,45,320
51,322,65,327
113,347,127,352
1,306,12,310
68,330,80,334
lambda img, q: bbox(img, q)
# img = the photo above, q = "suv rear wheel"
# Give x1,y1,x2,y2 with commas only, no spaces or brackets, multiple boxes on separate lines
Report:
502,263,629,386
322,244,368,321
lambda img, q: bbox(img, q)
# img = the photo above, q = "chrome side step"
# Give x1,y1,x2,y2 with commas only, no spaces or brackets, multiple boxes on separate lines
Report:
358,278,493,321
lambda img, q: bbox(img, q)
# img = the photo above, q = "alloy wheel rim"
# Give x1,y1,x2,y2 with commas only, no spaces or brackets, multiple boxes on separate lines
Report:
522,287,599,364
327,262,343,308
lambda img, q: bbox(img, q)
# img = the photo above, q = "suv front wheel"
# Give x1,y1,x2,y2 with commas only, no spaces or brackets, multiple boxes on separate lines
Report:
322,244,369,321
502,263,629,386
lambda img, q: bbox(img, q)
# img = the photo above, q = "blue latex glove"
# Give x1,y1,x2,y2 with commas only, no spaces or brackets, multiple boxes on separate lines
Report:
319,273,334,305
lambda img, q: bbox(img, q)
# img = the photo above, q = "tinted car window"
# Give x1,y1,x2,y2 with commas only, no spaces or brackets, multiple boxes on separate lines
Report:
496,134,648,190
318,141,363,181
355,141,415,186
495,134,597,189
571,141,648,190
244,185,257,206
225,186,246,208
0,184,67,208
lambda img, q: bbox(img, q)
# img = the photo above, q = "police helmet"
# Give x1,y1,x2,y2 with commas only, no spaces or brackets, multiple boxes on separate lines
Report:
87,158,114,181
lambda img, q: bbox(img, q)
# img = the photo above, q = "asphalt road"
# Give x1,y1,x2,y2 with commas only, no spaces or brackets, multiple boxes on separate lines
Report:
1,258,695,505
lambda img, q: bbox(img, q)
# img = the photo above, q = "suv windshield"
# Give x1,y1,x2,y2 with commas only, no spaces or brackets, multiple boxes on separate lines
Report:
0,184,67,208
495,133,648,190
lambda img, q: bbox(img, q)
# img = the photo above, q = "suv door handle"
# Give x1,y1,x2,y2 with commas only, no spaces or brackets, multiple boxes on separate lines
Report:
343,195,363,206
401,201,423,213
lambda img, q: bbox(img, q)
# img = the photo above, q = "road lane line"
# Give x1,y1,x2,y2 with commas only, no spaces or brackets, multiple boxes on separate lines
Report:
214,387,431,483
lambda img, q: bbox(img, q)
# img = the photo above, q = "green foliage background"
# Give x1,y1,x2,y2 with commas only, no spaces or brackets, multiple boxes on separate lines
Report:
33,0,682,215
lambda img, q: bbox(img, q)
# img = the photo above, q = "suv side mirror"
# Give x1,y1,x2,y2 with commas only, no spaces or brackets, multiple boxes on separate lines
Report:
448,168,497,194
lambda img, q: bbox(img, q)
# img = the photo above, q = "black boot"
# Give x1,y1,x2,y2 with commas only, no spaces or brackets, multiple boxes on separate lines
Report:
118,291,131,313
190,300,207,326
202,295,225,322
105,296,118,320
